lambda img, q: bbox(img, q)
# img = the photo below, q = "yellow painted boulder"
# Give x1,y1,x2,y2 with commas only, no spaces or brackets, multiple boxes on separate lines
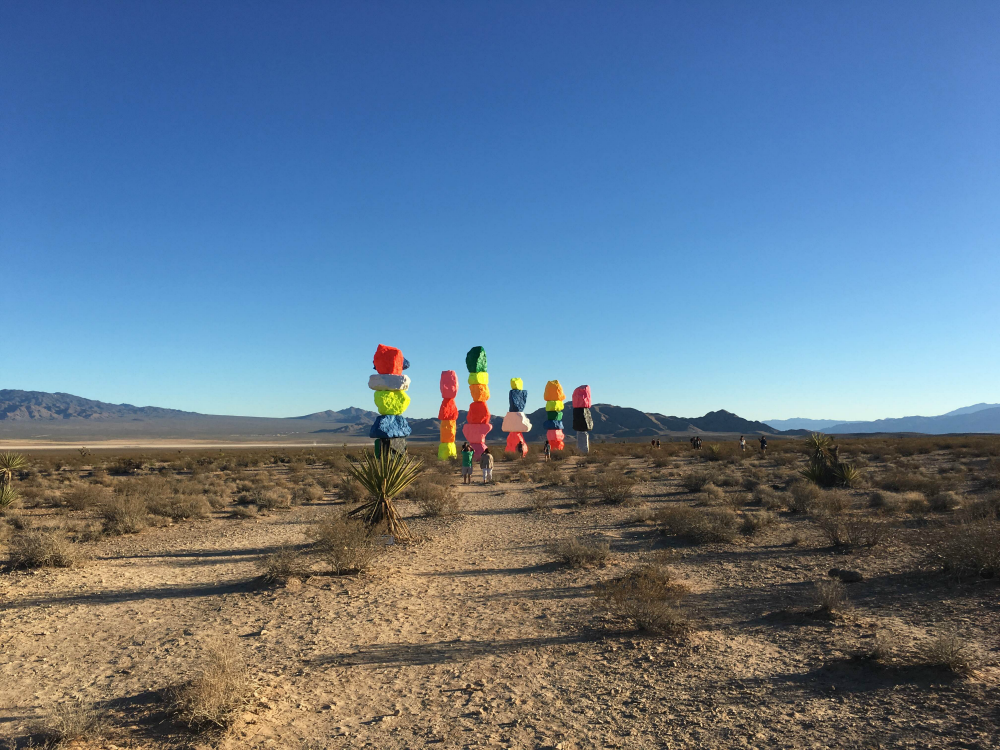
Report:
438,442,457,460
510,377,523,390
468,372,489,385
470,384,490,402
545,399,564,412
440,419,457,442
374,389,410,415
543,380,565,401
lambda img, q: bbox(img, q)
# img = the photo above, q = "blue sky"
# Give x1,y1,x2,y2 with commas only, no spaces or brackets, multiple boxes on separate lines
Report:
2,1,998,421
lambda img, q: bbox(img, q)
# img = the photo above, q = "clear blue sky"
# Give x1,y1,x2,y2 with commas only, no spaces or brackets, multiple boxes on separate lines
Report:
3,1,998,421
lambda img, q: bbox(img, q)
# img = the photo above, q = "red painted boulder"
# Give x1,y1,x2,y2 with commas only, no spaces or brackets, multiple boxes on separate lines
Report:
373,344,404,375
438,398,459,421
467,401,491,424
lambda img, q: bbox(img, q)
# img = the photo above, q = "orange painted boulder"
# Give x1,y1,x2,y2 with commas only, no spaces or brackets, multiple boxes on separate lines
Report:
543,380,565,401
373,344,404,375
440,419,457,442
469,384,490,402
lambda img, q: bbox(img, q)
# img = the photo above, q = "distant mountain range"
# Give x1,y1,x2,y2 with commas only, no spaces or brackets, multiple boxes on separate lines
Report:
4,390,998,442
0,389,780,441
765,403,1000,435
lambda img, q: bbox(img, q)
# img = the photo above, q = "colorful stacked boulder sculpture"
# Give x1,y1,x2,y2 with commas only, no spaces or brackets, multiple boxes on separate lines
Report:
369,344,411,456
572,385,594,454
543,379,566,450
438,370,459,460
462,346,491,460
502,377,532,456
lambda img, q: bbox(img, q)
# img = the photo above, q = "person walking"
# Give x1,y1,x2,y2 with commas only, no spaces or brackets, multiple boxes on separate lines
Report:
516,441,525,459
759,435,768,455
740,436,746,452
480,447,494,484
543,440,551,461
460,442,475,485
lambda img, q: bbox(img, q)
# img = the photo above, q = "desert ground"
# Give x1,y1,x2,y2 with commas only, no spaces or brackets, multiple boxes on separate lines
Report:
1,437,998,749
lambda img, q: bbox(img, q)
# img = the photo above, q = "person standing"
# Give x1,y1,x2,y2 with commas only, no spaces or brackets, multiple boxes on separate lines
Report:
759,436,768,455
480,447,494,483
543,440,551,461
740,436,746,452
460,442,475,485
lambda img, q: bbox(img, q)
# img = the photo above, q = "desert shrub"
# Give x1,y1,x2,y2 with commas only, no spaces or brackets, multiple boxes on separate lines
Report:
530,490,554,513
595,470,638,505
553,537,610,568
814,579,848,616
310,514,380,574
250,486,292,511
107,457,146,476
696,483,726,505
813,489,852,515
656,505,739,543
169,641,253,729
596,564,689,634
981,458,1000,490
535,462,565,486
338,476,366,504
8,527,78,569
855,629,898,663
291,484,324,505
813,514,889,548
788,480,822,513
101,490,149,535
64,484,110,511
928,491,962,512
752,485,785,510
258,548,312,583
934,517,1000,578
877,469,944,496
44,701,105,744
922,630,985,676
147,493,212,520
408,482,460,517
869,490,905,514
741,510,776,536
229,505,257,519
682,471,718,493
567,474,593,504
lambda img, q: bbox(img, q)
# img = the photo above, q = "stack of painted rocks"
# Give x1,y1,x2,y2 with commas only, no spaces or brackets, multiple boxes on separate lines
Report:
572,385,594,454
369,344,411,457
501,377,532,456
438,370,459,460
543,379,566,450
462,346,491,459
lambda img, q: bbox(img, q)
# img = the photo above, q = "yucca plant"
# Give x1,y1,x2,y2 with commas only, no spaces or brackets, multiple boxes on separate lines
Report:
0,484,18,510
0,452,28,488
834,462,863,488
346,449,423,541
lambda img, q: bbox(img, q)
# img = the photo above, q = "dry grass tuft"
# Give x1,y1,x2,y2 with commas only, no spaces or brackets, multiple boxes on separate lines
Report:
934,517,1000,579
407,482,460,517
169,641,253,729
8,527,78,569
44,700,106,744
921,630,985,676
596,564,690,634
594,470,638,505
258,548,312,583
814,578,848,616
553,537,610,568
101,489,149,535
813,514,889,549
310,514,380,574
656,505,739,543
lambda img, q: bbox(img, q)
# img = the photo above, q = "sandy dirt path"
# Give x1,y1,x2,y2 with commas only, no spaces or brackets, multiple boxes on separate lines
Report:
2,460,998,749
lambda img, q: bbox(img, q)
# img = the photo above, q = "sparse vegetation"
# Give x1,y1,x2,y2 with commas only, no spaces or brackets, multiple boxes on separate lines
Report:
594,469,637,504
656,505,740,543
921,630,985,676
310,514,380,574
8,526,78,569
553,537,610,568
169,641,254,729
596,563,690,633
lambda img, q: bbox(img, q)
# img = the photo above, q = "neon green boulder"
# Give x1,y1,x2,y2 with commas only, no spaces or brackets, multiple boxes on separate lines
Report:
374,389,411,415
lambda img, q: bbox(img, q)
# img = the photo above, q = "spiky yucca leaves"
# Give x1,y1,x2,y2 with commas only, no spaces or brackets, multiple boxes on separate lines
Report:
0,484,18,510
834,462,863,488
805,433,833,463
0,452,27,488
346,450,423,541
